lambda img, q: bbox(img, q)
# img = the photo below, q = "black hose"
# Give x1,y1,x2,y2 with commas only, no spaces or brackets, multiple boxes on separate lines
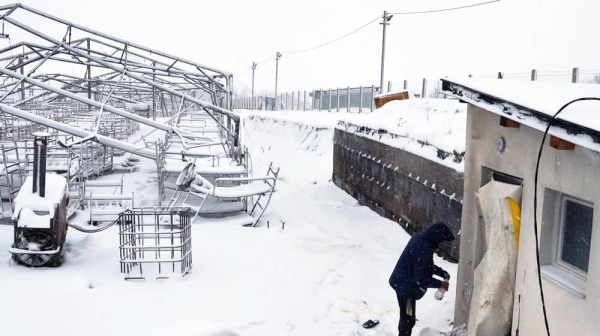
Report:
533,97,600,336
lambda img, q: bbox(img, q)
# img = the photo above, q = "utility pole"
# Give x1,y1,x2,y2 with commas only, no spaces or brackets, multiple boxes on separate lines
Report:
274,52,282,111
380,11,393,93
251,62,257,110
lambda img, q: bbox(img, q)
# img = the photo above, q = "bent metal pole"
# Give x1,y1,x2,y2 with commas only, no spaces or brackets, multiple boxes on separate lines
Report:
3,16,239,122
0,65,198,140
2,15,240,144
0,103,157,160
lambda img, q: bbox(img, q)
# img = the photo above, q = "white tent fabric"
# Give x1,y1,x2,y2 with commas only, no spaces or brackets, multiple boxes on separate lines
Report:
468,180,522,336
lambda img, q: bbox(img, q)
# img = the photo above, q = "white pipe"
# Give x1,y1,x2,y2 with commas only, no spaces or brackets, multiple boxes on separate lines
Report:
0,65,197,139
0,103,157,159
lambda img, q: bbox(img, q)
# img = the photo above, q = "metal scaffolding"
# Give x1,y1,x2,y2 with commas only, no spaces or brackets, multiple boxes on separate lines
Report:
0,4,278,228
0,3,239,155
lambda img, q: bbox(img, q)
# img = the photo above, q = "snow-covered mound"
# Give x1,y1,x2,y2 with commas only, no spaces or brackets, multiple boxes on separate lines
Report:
337,99,467,172
243,113,334,185
240,98,468,172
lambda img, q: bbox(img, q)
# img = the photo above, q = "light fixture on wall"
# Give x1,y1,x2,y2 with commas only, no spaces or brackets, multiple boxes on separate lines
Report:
496,136,506,153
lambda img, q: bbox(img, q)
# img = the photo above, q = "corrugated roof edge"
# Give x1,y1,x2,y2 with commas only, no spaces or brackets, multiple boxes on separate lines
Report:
440,78,600,153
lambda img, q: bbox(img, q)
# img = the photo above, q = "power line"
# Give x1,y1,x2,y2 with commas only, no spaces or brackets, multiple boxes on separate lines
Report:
281,15,381,55
233,76,252,91
232,53,275,76
233,0,501,88
389,0,500,15
233,66,252,76
236,0,500,66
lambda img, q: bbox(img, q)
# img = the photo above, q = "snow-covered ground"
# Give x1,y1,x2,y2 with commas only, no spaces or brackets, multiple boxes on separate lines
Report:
0,111,457,335
244,98,467,172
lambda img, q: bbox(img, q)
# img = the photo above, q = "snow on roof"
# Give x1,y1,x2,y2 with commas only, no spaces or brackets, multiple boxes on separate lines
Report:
442,77,600,152
13,174,67,219
337,99,467,172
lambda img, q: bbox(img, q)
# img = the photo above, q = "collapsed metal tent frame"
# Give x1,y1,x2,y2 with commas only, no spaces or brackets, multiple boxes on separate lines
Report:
0,4,283,231
0,3,241,156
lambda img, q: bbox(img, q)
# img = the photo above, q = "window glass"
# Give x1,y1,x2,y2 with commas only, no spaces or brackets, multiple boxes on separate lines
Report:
561,199,594,273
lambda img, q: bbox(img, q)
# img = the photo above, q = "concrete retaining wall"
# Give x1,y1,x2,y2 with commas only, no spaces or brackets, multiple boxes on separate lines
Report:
332,128,463,260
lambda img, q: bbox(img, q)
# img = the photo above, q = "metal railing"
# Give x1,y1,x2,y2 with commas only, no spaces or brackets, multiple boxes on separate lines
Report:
234,85,380,113
233,68,600,112
388,67,600,99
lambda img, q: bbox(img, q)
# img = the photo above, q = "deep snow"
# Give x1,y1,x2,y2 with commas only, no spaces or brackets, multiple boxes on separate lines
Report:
0,113,457,336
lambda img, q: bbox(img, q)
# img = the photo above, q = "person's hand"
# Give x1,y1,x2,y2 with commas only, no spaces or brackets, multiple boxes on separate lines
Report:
442,270,451,281
440,281,449,291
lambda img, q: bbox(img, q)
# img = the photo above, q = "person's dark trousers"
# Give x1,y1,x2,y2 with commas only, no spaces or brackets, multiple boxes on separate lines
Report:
396,291,416,336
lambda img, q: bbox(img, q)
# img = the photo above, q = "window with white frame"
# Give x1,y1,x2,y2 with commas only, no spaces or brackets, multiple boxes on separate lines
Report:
541,190,594,296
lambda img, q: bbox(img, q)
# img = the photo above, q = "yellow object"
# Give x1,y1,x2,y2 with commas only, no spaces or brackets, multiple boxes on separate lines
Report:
508,197,521,251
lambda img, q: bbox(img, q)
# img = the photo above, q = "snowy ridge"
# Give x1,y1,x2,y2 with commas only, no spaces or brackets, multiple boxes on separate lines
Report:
337,99,467,172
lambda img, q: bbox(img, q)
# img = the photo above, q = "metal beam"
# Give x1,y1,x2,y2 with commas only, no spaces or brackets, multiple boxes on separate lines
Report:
15,4,231,77
0,102,156,159
0,65,198,139
3,16,239,144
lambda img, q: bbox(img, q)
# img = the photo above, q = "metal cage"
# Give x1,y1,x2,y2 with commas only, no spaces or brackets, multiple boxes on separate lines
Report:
118,207,192,280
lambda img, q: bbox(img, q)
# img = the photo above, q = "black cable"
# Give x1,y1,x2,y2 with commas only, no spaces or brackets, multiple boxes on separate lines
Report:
233,1,500,78
389,0,500,15
233,54,275,76
281,15,381,55
533,97,600,336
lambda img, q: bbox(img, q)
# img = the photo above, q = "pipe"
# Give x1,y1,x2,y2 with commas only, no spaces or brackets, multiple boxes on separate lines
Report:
16,4,232,77
32,132,49,197
0,65,197,139
0,103,157,159
3,16,239,122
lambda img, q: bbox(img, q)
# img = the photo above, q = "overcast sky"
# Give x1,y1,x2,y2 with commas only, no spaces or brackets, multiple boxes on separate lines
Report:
3,0,600,96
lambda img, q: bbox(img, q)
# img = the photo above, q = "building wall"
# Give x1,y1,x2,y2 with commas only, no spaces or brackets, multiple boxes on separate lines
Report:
332,128,463,260
456,105,600,335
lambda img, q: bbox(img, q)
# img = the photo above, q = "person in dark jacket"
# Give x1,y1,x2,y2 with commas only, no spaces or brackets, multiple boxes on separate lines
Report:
389,222,455,336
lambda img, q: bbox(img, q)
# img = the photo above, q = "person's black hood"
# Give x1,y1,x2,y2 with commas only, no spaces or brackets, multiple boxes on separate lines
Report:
425,222,455,248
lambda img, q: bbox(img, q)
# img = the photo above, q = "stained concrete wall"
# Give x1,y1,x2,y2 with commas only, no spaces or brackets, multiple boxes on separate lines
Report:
332,128,463,261
456,104,600,335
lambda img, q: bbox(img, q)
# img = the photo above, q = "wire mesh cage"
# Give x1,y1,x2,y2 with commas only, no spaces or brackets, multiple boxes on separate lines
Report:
118,207,192,280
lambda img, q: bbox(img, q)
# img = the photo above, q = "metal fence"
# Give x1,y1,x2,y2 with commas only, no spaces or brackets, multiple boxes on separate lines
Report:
388,68,600,99
233,68,600,111
233,85,380,112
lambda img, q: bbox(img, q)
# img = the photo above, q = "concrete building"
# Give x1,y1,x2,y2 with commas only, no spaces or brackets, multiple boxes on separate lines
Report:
442,78,600,335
